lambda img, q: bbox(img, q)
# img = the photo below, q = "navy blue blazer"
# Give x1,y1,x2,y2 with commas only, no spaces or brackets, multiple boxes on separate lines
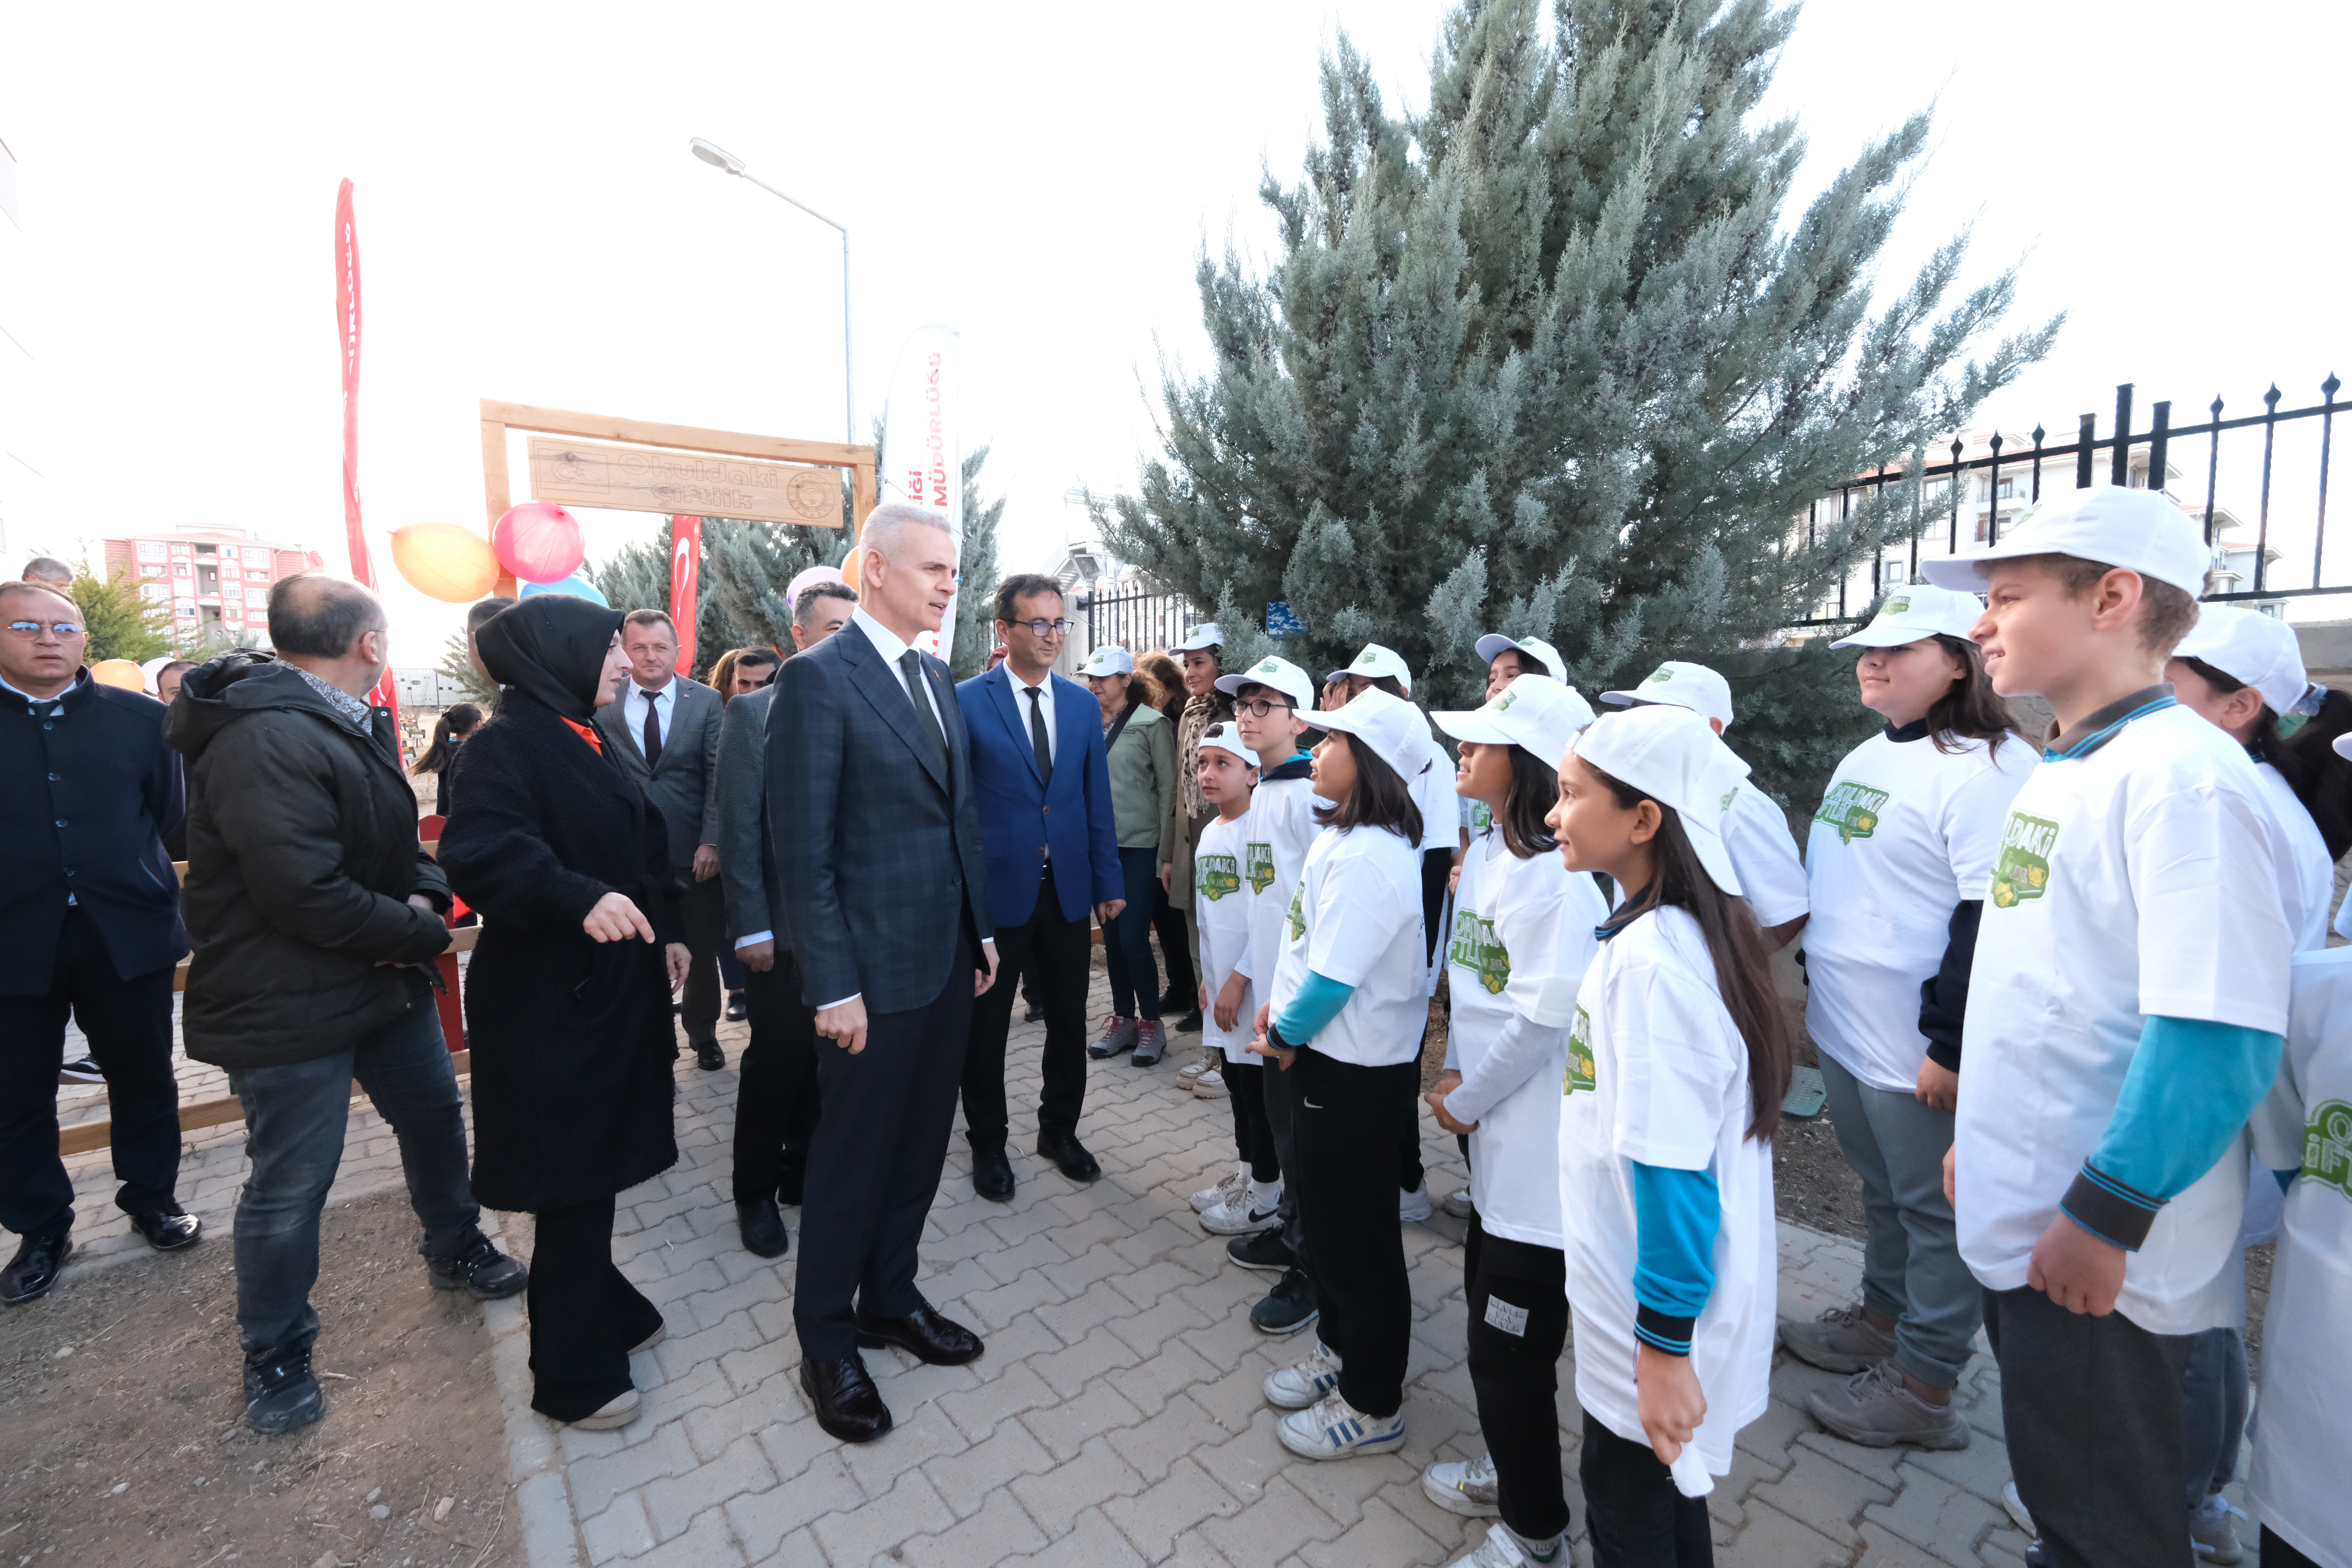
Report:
955,665,1123,929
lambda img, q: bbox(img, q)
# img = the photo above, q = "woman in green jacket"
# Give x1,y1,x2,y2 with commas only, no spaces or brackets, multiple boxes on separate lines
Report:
1080,646,1178,1064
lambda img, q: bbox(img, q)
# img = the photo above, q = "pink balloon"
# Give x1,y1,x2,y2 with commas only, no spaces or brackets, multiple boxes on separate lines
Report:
493,502,586,583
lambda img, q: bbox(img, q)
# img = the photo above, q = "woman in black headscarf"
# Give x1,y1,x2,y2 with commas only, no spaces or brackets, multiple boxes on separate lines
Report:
438,595,688,1431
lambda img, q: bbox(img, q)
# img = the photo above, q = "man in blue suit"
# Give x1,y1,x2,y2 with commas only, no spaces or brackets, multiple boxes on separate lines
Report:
957,574,1125,1200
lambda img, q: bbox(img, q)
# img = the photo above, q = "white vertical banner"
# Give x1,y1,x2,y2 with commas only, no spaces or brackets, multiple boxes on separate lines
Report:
878,325,962,655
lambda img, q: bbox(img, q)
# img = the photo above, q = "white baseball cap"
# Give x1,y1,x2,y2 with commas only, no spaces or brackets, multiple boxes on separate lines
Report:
1324,643,1415,696
1196,721,1262,770
1079,645,1135,677
1308,687,1428,783
1919,484,2211,597
1433,675,1596,767
1828,584,1986,649
2172,604,2308,715
1599,660,1735,730
1216,653,1316,711
1472,633,1567,683
1171,622,1225,653
785,565,847,607
1570,705,1745,896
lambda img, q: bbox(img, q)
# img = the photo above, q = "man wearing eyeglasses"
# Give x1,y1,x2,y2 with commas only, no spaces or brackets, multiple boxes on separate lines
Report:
0,578,199,1305
955,575,1125,1200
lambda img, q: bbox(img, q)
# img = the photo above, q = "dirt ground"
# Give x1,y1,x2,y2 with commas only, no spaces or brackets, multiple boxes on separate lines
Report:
0,1189,520,1568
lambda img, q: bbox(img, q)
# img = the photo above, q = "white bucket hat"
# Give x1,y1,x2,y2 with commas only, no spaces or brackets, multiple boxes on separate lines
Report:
1308,687,1427,784
1433,675,1596,768
1171,622,1225,653
2173,604,2309,715
1919,484,2210,597
1216,653,1316,712
1599,660,1735,730
1571,705,1746,896
1828,584,1986,649
1079,645,1135,677
1324,643,1415,696
1196,721,1261,770
1472,633,1567,683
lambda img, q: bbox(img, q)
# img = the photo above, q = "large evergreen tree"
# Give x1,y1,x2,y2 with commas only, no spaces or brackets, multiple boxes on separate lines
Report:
1101,0,2058,803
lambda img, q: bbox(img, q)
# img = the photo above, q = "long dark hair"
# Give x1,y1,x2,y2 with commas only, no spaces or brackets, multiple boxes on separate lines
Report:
1492,744,1560,859
1587,760,1793,1142
410,703,483,776
1921,635,2017,758
2187,659,2352,859
1136,651,1185,719
1314,732,1424,844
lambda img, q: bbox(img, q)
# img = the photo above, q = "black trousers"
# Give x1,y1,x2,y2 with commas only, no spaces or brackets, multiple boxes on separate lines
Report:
676,873,727,1047
1466,1220,1571,1541
1983,1284,2193,1568
1579,1409,1712,1567
526,1192,664,1421
0,907,182,1238
1291,1047,1418,1417
962,866,1090,1150
1221,1059,1279,1182
734,951,821,1203
1262,1043,1312,1276
1150,882,1196,1001
794,935,974,1359
2262,1527,2322,1567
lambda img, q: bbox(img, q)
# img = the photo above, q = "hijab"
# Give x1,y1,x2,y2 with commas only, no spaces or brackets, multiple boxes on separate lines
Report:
474,594,625,723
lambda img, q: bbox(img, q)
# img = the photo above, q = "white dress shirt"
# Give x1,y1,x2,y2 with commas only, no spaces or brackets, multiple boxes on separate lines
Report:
627,674,677,759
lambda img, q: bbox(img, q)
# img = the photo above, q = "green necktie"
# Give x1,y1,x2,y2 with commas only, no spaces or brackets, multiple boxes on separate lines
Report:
900,649,948,775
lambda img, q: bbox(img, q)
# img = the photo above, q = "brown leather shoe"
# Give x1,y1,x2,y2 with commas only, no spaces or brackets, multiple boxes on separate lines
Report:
799,1355,892,1443
854,1304,985,1366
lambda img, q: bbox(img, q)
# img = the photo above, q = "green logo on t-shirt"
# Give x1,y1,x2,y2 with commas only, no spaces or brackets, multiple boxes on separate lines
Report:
1197,853,1241,902
1244,842,1275,895
1814,781,1891,845
1990,811,2059,908
1883,596,1911,616
2304,1099,2352,1201
1564,1005,1596,1094
1447,909,1510,996
1286,882,1306,942
1469,801,1493,833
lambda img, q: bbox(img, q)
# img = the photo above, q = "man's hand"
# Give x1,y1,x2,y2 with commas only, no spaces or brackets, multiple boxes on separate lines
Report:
664,943,690,992
1214,975,1247,1033
816,996,870,1055
975,940,1000,998
692,844,720,882
1160,863,1173,892
2028,1214,2128,1315
1915,1057,1959,1113
583,891,655,943
1636,1344,1708,1465
737,938,775,974
1096,898,1127,925
1425,1088,1476,1137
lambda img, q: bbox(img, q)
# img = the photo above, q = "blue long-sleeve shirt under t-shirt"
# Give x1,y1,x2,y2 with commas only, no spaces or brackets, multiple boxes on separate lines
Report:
1268,969,1355,1048
1630,1163,1718,1356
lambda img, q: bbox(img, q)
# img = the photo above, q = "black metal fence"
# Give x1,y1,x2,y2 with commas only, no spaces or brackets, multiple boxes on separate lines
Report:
1080,586,1201,659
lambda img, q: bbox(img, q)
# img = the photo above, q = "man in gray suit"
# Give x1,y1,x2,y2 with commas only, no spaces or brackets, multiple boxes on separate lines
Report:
596,609,727,1070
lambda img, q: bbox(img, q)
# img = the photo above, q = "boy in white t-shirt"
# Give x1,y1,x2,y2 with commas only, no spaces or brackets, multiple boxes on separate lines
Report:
1189,726,1281,1238
1918,486,2292,1568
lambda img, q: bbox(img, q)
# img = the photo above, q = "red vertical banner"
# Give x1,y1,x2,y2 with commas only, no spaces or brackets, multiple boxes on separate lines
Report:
334,179,401,732
668,514,702,678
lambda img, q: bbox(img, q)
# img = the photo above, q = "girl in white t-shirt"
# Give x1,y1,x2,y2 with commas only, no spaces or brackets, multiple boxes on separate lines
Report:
1550,705,1792,1564
1188,726,1281,1238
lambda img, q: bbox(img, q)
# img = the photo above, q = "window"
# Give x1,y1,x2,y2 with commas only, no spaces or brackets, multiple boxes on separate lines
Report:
138,541,166,562
221,583,241,601
177,604,197,618
174,562,191,577
246,568,269,581
242,546,271,564
170,543,191,557
1997,477,2015,500
194,543,216,556
141,563,161,576
142,583,169,603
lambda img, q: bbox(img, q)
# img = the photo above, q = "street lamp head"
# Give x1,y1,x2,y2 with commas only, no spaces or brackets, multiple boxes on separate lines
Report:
689,137,744,176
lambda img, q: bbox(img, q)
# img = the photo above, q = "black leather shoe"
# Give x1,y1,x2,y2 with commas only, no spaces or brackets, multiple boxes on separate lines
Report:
427,1230,528,1300
775,1164,805,1207
1172,1009,1204,1034
800,1355,892,1443
855,1303,984,1366
972,1147,1015,1202
693,1038,726,1071
244,1342,325,1434
1,1231,70,1305
724,993,748,1023
1036,1130,1101,1183
129,1206,203,1252
1023,1001,1046,1023
737,1197,789,1259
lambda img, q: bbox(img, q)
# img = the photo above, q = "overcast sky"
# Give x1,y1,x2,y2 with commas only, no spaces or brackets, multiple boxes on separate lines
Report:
5,0,2348,663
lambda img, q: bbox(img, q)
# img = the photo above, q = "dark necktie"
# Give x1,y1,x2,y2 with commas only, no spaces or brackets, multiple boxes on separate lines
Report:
641,691,662,768
1025,684,1052,779
900,650,948,774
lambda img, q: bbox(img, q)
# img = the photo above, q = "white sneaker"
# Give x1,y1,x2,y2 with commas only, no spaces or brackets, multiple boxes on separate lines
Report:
1200,1190,1281,1236
1263,1342,1344,1409
1190,1167,1245,1215
1399,1181,1433,1222
1178,1053,1216,1080
2189,1492,2247,1564
1191,1070,1230,1099
1276,1391,1405,1460
1440,1188,1476,1220
2001,1481,2034,1537
1421,1450,1502,1517
1446,1523,1552,1568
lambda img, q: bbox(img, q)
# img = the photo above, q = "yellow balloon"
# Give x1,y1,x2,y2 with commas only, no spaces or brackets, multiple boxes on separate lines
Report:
390,522,502,604
91,659,145,690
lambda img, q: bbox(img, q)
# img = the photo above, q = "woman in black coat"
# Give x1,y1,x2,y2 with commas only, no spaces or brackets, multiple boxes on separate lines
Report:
437,595,688,1430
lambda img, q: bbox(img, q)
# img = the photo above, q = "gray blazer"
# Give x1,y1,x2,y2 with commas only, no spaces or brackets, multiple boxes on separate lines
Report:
596,675,724,870
715,686,783,944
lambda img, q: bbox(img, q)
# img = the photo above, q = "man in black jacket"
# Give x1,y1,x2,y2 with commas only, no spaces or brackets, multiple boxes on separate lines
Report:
0,577,200,1305
166,575,524,1435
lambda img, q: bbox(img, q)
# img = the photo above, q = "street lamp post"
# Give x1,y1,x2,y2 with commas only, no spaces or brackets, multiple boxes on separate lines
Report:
689,137,854,447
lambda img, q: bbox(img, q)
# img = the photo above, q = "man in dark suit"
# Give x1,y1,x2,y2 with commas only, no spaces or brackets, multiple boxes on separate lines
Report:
956,576,1125,1200
769,503,996,1444
597,610,728,1070
1,577,200,1304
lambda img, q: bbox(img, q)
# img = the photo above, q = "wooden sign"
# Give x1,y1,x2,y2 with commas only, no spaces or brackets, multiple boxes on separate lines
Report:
525,436,843,528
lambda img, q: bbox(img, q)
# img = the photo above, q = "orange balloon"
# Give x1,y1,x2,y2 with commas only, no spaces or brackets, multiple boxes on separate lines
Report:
391,523,502,603
840,523,865,592
91,659,145,690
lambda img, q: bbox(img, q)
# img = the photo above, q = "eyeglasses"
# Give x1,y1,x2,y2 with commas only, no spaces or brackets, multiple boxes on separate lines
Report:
1233,697,1296,719
5,620,86,638
1005,618,1070,637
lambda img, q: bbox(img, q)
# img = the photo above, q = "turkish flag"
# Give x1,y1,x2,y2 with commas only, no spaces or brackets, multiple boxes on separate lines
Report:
669,515,701,678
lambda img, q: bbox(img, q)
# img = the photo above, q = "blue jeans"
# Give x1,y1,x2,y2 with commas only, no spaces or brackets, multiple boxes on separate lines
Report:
232,995,479,1357
1103,845,1164,1020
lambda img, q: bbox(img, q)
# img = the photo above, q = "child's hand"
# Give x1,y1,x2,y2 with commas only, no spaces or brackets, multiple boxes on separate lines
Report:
1942,1145,1956,1206
1635,1343,1707,1464
1247,1032,1296,1071
1447,864,1462,895
1253,1002,1270,1037
1424,1088,1476,1136
1214,976,1247,1033
2028,1214,2127,1315
1914,1057,1959,1113
1199,983,1209,1013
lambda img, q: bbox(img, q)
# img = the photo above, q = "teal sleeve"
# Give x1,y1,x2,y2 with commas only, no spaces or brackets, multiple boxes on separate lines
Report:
2063,1016,2283,1250
1270,969,1356,1047
1630,1161,1718,1356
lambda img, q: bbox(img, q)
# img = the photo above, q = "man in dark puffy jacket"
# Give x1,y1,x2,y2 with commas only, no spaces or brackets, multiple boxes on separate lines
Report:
166,574,524,1435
